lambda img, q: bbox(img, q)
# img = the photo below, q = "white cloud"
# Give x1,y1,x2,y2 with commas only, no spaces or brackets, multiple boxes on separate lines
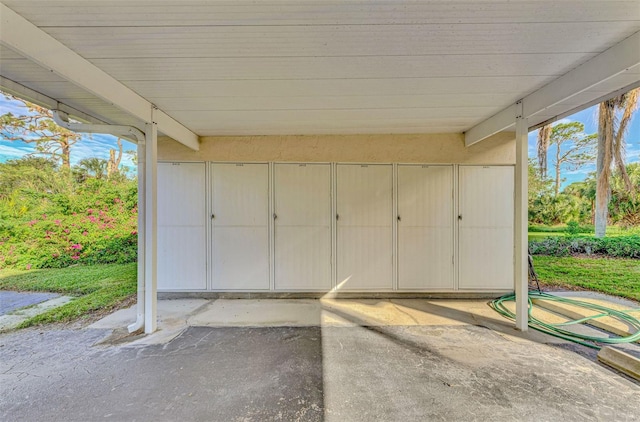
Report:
552,118,573,126
0,143,34,158
71,137,113,164
0,97,30,116
564,168,591,176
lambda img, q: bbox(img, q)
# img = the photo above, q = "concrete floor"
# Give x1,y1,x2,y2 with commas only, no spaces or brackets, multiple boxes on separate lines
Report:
1,298,639,421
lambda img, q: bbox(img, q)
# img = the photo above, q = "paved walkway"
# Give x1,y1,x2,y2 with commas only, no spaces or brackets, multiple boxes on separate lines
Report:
0,291,59,315
1,298,639,421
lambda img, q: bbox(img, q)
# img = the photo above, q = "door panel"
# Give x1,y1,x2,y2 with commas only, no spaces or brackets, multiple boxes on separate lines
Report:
274,164,331,290
275,226,331,290
212,163,269,227
397,165,454,289
157,162,206,290
212,227,269,290
158,227,206,290
336,164,393,290
458,166,514,290
211,163,269,290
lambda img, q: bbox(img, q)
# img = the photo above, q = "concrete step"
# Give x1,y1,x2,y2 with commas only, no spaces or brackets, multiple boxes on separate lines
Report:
597,346,640,381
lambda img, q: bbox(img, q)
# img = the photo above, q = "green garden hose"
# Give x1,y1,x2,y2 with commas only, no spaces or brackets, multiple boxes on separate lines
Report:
490,291,640,349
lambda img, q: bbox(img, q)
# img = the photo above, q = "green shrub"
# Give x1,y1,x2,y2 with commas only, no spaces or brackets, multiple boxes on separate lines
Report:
529,235,640,259
0,166,138,269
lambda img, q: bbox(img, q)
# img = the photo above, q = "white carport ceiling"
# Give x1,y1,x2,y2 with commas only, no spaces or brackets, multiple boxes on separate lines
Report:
1,1,639,137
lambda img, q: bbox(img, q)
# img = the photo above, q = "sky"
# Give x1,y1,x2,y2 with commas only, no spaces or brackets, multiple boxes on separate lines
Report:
527,104,640,188
1,95,639,188
0,95,137,171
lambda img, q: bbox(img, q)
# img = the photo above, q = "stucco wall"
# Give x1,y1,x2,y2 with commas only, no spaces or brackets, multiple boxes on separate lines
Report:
158,132,515,164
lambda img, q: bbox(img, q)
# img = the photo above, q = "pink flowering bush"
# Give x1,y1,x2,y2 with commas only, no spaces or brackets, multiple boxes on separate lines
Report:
0,166,138,269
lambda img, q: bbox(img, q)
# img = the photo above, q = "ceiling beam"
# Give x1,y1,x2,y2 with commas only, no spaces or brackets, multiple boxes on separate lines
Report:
529,79,640,132
465,30,640,147
1,76,111,126
0,2,199,150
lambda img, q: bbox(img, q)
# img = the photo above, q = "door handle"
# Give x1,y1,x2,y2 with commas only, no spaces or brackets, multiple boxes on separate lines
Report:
397,215,401,222
273,213,277,220
211,214,215,219
458,215,462,220
336,214,339,221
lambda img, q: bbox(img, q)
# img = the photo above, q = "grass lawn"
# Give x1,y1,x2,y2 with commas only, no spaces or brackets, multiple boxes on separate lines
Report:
532,255,640,302
0,263,136,329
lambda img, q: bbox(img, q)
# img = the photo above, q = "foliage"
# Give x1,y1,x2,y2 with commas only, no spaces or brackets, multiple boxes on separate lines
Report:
0,156,137,269
529,162,640,227
533,255,640,302
529,235,640,259
608,163,640,227
565,221,581,236
0,263,136,328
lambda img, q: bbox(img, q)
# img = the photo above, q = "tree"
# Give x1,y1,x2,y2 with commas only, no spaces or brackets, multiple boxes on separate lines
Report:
0,94,81,169
536,124,552,179
595,88,639,237
549,122,596,196
75,157,108,181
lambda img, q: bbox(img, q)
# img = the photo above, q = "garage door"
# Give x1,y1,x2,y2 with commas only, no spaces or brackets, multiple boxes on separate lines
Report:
336,164,393,290
274,164,331,290
397,165,454,290
157,162,206,290
211,163,269,290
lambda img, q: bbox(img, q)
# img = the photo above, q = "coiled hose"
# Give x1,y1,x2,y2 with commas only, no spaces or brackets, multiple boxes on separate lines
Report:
490,291,640,349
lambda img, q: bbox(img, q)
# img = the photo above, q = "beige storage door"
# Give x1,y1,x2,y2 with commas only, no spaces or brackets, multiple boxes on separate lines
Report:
336,164,393,290
211,163,269,290
157,162,207,290
397,165,454,290
458,166,514,290
274,164,331,290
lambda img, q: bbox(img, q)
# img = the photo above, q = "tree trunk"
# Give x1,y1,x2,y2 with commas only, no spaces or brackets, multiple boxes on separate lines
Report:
613,88,638,193
595,101,614,238
61,142,71,169
107,138,123,178
537,125,552,178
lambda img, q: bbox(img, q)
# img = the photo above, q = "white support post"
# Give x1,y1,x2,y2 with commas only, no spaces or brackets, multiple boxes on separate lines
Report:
127,140,146,333
514,101,529,331
144,112,158,334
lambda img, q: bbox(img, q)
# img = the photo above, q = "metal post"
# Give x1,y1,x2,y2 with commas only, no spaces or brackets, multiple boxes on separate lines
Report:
515,101,529,331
